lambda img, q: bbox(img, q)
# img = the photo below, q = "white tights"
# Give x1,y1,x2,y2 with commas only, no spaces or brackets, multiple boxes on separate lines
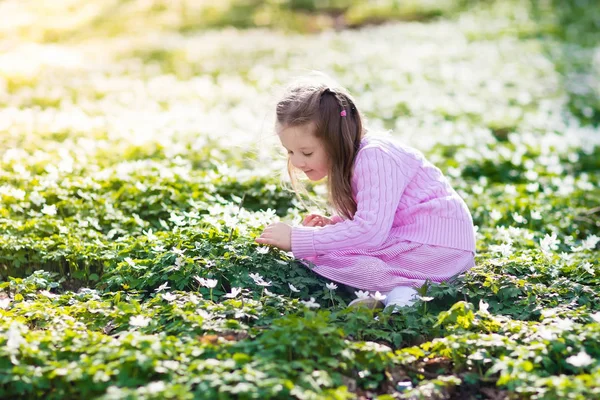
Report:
382,286,419,308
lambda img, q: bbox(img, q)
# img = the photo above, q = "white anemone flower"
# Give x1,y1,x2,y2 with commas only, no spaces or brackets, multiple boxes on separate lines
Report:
224,287,242,299
540,232,560,255
255,279,272,287
301,297,320,309
566,351,593,368
204,279,218,288
41,204,57,216
288,283,300,293
354,290,370,299
479,300,490,314
0,297,11,309
256,246,270,254
582,262,595,276
155,282,170,292
162,293,177,302
326,282,338,291
370,291,387,302
129,315,151,328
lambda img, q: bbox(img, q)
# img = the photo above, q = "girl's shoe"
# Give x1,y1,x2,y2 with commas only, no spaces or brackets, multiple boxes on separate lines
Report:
347,297,385,309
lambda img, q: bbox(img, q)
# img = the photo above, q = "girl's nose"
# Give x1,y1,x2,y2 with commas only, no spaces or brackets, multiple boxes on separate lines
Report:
291,156,306,169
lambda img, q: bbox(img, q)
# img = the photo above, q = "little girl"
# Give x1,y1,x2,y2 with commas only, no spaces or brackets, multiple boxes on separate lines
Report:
255,79,476,311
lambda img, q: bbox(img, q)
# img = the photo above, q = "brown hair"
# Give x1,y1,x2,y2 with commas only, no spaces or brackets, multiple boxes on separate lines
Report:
275,82,366,221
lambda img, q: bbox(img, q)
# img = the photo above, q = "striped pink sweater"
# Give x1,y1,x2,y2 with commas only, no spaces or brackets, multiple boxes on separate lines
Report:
291,134,476,259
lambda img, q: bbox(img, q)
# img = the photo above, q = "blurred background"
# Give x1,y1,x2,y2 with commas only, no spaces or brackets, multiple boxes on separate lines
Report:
0,0,598,182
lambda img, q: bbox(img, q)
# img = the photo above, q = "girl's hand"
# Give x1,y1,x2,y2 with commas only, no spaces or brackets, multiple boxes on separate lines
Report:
302,214,333,227
255,222,292,251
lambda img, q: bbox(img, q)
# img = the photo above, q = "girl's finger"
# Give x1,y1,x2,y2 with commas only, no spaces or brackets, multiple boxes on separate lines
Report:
303,215,315,225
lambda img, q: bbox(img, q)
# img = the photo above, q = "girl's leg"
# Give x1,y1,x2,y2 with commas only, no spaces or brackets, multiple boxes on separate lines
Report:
382,286,419,308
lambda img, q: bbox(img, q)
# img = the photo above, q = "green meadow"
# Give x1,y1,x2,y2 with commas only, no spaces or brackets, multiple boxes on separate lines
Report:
1,1,599,398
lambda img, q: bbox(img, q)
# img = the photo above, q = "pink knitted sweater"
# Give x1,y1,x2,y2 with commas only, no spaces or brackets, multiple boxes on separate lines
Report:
291,134,476,259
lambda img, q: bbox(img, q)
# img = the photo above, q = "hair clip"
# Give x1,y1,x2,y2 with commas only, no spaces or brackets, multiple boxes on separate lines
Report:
340,110,347,117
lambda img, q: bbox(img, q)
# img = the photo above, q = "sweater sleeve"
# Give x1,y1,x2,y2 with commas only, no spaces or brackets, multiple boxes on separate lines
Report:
291,148,408,258
330,215,344,224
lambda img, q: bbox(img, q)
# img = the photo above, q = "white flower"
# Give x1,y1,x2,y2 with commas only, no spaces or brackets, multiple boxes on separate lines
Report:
146,381,166,394
301,297,320,308
536,326,556,341
526,182,540,193
530,210,542,220
370,291,387,302
417,296,434,302
41,204,57,216
354,290,370,299
171,247,186,256
490,209,502,221
582,235,600,250
566,351,593,368
169,212,186,226
558,252,573,262
555,318,574,331
512,213,526,224
582,262,595,276
326,282,338,291
142,229,157,241
204,279,218,288
129,315,151,328
571,234,600,252
541,309,556,318
124,257,136,267
0,297,11,309
249,273,271,287
590,312,600,323
256,279,272,287
489,242,513,257
264,288,275,297
193,277,218,288
288,283,300,293
193,276,205,285
479,300,490,314
540,232,560,255
162,293,177,302
6,323,26,354
29,191,45,206
155,282,170,292
188,294,200,305
256,246,270,254
224,287,242,299
275,260,288,265
505,184,517,195
524,170,538,181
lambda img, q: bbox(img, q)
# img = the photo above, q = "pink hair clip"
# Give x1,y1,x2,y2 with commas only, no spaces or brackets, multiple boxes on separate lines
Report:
340,110,347,117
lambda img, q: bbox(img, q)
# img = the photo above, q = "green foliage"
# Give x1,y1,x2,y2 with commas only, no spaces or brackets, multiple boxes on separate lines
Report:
1,0,599,398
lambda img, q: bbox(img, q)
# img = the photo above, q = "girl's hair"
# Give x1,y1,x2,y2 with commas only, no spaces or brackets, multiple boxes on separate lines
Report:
275,80,366,221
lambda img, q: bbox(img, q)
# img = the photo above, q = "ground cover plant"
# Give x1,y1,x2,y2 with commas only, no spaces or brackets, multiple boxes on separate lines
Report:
1,0,599,398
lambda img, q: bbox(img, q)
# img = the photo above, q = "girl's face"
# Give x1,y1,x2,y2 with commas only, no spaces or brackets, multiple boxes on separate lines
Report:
277,122,330,181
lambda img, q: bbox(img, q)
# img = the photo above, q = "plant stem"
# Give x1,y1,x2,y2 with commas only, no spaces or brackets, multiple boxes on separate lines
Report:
228,193,246,242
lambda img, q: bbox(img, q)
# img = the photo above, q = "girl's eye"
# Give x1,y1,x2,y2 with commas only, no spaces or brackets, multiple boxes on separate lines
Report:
303,153,313,157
